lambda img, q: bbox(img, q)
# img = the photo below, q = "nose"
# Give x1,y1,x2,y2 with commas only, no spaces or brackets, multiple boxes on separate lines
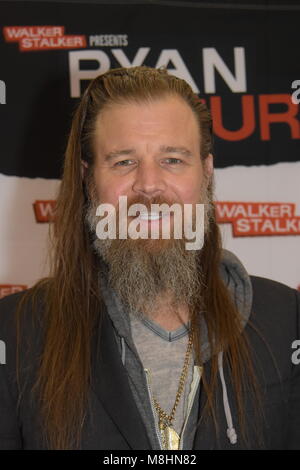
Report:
132,159,167,199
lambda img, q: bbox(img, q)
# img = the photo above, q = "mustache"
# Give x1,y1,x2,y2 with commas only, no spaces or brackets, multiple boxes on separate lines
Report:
116,194,184,212
88,194,189,220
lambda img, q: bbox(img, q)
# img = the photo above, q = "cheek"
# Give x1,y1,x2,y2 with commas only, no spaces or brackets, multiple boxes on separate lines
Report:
94,175,129,206
93,173,111,203
180,189,201,205
173,175,204,204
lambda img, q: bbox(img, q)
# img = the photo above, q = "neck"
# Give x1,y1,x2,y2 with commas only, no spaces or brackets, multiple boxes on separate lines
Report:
144,292,190,332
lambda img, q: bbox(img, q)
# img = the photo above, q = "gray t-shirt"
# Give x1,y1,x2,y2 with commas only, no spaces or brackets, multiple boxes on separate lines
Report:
130,316,196,437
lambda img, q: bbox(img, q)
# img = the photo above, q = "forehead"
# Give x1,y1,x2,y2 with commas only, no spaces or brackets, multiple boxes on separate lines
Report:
93,95,200,148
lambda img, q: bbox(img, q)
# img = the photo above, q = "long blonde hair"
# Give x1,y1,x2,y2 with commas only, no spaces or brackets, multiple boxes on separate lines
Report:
15,66,261,449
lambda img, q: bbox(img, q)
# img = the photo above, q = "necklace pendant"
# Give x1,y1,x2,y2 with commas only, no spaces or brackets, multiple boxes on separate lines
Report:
160,425,180,450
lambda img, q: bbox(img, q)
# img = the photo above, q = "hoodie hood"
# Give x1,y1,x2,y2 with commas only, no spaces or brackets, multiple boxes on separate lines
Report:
198,248,253,363
219,248,253,329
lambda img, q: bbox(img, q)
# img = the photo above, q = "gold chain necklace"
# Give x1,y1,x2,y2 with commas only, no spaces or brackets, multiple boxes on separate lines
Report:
152,325,194,450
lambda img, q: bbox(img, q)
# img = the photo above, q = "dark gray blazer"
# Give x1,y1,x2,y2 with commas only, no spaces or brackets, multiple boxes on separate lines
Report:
0,275,299,449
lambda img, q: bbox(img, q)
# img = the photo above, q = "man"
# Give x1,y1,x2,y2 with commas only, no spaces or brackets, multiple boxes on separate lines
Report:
0,66,299,450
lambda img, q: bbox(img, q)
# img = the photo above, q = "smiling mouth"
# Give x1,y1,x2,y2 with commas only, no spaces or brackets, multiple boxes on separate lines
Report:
139,212,162,221
135,212,172,221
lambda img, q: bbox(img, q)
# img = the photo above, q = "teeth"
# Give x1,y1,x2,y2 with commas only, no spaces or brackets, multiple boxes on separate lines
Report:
139,213,161,220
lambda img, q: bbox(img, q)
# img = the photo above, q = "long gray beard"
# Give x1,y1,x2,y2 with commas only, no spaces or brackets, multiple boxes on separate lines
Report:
85,176,215,321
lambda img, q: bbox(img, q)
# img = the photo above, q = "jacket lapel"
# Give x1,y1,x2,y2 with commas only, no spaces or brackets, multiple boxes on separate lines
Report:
91,303,152,450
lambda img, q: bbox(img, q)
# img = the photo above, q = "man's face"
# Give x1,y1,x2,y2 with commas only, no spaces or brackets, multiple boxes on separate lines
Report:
85,94,214,320
91,94,213,229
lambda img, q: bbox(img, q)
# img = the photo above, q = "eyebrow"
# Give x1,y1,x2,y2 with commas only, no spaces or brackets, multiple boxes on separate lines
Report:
104,148,136,162
160,146,193,158
104,145,193,162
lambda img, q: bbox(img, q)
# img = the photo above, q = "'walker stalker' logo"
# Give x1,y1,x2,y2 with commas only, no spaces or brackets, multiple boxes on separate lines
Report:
0,284,27,299
216,201,300,236
3,26,87,51
33,200,56,222
34,199,300,236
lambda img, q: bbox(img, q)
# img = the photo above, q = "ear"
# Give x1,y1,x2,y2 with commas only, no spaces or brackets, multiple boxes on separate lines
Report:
204,153,214,178
81,159,89,180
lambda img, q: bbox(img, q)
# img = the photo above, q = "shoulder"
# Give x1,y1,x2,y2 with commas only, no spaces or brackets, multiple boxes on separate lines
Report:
0,289,30,313
249,274,300,321
250,275,299,298
0,287,42,326
0,290,30,340
247,275,299,371
250,275,300,321
0,282,49,317
0,284,48,356
0,286,48,402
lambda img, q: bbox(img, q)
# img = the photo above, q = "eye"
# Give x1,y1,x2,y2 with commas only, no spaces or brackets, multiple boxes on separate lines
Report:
164,158,184,165
114,159,135,167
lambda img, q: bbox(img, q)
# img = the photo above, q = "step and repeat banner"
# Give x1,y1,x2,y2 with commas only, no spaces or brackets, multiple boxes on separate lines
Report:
0,1,299,298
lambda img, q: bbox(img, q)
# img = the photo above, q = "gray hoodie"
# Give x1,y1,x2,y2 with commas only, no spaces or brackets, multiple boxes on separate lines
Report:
98,248,253,450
